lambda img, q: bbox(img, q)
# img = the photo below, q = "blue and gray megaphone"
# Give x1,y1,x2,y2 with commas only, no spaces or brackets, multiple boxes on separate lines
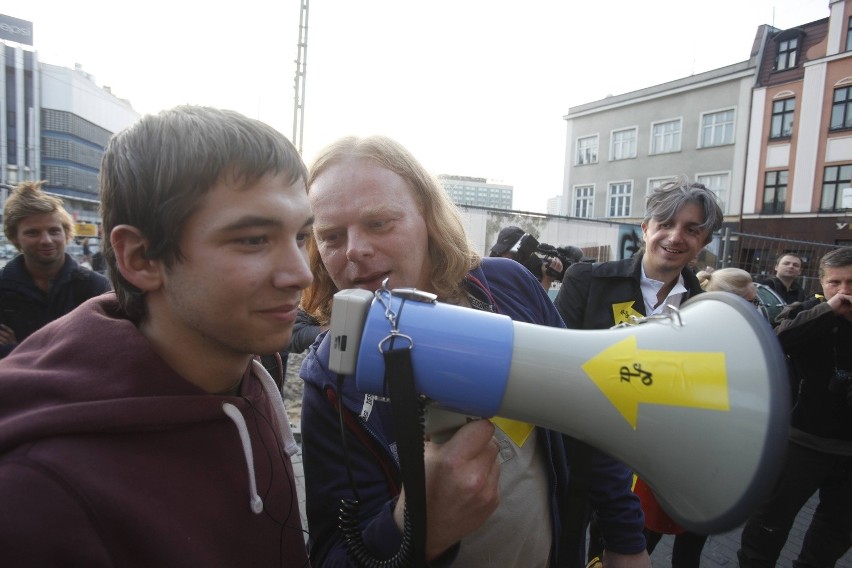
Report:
328,285,790,534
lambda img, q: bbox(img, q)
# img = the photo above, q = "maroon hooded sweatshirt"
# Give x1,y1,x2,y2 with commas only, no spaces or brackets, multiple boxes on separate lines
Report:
0,294,310,567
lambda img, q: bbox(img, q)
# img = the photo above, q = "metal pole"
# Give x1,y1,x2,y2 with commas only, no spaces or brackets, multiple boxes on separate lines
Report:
721,226,731,268
292,0,310,154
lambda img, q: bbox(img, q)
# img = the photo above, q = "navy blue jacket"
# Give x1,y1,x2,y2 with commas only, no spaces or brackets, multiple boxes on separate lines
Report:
300,257,646,567
0,254,111,358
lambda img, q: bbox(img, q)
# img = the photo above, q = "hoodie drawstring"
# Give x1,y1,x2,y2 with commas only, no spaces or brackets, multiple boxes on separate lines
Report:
252,359,300,457
221,361,300,515
222,402,265,514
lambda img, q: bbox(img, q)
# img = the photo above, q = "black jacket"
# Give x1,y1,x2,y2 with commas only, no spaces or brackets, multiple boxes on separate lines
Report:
555,252,703,330
776,298,852,440
0,254,111,358
763,276,806,304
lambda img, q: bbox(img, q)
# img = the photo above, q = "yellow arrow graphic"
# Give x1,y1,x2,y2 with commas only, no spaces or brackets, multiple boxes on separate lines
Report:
612,301,644,326
582,336,730,429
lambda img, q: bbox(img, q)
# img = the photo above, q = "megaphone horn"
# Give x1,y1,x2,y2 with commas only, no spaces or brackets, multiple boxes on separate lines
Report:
328,287,790,534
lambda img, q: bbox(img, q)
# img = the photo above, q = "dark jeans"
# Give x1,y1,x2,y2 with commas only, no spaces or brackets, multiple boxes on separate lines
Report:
645,529,708,568
738,441,852,567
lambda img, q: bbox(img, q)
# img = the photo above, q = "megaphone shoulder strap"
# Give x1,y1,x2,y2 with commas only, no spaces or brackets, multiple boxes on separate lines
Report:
384,347,427,567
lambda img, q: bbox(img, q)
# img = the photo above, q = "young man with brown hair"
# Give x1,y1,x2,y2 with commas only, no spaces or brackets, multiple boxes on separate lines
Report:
0,181,110,358
0,106,314,566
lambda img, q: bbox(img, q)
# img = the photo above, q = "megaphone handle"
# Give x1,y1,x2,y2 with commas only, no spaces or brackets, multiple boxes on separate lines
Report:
424,406,479,443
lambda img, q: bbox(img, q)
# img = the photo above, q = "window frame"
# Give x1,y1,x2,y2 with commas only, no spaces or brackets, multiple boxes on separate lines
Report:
769,98,795,139
821,164,852,212
607,180,633,218
649,119,682,155
696,171,731,214
847,16,852,51
763,170,788,214
775,37,798,71
699,108,736,148
576,135,599,166
610,127,638,161
647,176,674,193
573,184,595,218
830,87,852,131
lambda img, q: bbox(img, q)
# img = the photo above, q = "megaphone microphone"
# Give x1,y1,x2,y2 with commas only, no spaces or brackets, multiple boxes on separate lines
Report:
329,286,790,534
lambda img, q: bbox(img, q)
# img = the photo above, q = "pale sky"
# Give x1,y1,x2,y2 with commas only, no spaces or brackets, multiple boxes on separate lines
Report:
3,0,833,212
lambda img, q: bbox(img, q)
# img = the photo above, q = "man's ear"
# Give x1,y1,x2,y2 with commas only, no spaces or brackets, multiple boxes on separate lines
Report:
110,225,163,292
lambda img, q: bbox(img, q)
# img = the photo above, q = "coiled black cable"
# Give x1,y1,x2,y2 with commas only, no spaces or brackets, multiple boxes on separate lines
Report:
334,340,428,567
338,497,417,568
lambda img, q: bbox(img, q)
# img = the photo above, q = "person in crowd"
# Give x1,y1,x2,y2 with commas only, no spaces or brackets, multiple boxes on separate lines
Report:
0,181,111,359
762,253,807,304
686,256,699,274
697,267,758,303
299,135,650,567
91,225,108,275
738,246,852,567
81,236,93,267
556,176,724,568
489,225,564,291
0,106,313,566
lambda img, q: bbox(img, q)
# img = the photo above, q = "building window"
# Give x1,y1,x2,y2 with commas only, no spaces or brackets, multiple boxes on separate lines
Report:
847,17,852,51
775,37,798,71
647,177,671,193
770,98,795,139
650,119,681,154
821,164,852,212
830,87,852,131
574,185,594,218
696,173,730,213
701,109,735,147
608,182,632,218
763,170,788,214
611,128,637,160
6,110,16,165
576,135,598,165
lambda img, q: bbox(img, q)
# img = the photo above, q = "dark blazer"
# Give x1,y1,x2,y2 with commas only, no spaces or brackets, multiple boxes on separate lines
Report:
555,252,703,331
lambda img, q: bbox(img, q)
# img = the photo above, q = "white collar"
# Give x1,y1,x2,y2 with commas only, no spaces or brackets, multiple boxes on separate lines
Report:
640,263,687,315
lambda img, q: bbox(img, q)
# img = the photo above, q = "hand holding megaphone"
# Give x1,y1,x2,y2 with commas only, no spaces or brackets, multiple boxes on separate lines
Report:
329,286,790,533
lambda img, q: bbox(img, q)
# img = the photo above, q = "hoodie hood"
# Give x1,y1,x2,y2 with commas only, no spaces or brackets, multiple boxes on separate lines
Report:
0,294,236,452
0,292,299,459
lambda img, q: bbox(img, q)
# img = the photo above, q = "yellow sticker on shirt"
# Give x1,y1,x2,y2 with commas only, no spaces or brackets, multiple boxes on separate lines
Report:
491,417,535,447
612,301,643,326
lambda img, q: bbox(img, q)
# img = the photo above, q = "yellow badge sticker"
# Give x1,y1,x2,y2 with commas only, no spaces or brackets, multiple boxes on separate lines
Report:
612,301,643,326
491,417,535,447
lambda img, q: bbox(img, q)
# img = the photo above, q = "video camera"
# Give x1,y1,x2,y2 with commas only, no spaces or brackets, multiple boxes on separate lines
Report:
508,233,540,264
534,243,585,281
503,230,586,282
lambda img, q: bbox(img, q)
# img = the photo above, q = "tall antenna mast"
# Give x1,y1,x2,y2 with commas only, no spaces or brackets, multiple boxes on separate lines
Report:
292,0,310,154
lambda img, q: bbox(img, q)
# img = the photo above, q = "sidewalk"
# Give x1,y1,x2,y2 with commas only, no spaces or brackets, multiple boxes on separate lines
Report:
647,494,852,567
290,434,851,566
